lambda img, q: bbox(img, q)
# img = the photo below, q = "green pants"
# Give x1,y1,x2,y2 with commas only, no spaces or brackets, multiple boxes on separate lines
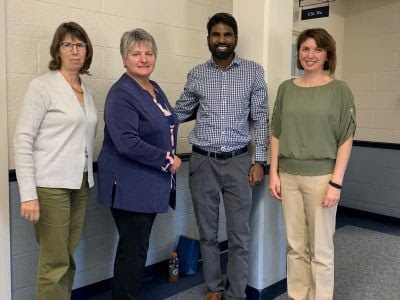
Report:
34,173,89,300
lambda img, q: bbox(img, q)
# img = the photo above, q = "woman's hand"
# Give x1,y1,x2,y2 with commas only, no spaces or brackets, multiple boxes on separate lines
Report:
269,136,281,201
21,199,40,223
322,185,340,208
170,155,182,174
268,172,282,201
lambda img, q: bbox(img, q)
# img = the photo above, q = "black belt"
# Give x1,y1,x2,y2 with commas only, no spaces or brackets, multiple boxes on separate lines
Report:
192,145,248,160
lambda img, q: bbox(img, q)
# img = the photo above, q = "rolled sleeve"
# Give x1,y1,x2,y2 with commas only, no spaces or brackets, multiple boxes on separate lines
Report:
338,84,357,146
271,83,284,139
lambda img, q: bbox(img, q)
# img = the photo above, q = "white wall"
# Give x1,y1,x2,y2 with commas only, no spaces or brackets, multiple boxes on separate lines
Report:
342,0,400,143
339,0,400,216
235,0,294,112
234,0,292,289
0,0,11,298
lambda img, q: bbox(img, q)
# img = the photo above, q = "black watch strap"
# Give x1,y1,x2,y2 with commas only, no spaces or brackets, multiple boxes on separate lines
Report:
329,180,342,189
255,161,267,167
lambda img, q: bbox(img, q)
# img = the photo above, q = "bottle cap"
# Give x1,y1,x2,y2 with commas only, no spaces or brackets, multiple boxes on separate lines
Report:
170,252,177,258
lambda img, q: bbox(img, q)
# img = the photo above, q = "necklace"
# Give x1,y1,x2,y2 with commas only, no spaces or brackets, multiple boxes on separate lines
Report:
71,85,83,94
60,70,84,94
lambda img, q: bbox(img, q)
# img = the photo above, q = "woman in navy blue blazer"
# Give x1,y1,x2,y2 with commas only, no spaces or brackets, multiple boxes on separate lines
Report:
97,28,181,299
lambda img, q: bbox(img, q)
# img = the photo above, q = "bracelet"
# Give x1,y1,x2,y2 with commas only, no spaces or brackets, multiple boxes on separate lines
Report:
329,180,342,190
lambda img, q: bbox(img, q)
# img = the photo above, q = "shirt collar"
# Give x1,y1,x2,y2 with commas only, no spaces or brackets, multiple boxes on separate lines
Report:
207,54,242,69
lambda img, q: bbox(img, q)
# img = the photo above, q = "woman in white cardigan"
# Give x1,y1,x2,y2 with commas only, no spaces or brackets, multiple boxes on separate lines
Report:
14,22,98,300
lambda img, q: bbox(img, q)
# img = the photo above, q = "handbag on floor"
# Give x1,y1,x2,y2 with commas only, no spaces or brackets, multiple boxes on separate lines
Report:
176,235,200,275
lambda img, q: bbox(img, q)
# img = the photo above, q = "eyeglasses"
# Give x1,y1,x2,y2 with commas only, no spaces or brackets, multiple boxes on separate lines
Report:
59,42,87,52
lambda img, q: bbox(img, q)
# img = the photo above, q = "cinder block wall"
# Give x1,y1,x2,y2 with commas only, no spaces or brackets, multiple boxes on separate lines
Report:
340,0,400,215
342,146,400,217
343,0,400,143
6,0,233,165
6,0,232,298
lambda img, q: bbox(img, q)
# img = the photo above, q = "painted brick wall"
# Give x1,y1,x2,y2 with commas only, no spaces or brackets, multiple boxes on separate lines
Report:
6,0,233,167
341,146,400,218
340,1,400,216
343,0,400,143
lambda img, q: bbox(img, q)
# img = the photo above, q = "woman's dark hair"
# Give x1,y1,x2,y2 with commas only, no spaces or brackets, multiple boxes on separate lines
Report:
207,12,238,37
49,22,93,75
296,28,336,75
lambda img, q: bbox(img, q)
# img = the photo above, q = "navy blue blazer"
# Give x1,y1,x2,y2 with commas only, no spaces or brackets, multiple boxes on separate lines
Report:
97,73,179,213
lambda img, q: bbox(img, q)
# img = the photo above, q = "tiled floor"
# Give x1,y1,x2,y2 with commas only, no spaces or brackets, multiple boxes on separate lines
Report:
72,206,400,300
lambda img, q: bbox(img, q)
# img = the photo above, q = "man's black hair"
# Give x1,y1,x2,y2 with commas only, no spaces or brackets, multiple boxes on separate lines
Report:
207,12,238,36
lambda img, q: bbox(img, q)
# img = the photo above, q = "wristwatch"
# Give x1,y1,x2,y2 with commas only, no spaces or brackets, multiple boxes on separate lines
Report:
254,161,267,167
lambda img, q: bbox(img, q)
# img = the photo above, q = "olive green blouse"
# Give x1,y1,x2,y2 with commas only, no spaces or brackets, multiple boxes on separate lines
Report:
271,79,356,176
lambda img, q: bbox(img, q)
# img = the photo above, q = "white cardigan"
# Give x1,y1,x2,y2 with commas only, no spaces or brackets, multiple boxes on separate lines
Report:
14,71,98,202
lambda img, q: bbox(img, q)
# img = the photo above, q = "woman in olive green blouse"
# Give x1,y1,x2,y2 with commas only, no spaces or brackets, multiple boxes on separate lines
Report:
269,28,356,300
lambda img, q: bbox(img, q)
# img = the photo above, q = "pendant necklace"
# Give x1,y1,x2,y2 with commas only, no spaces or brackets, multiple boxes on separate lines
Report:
61,70,84,94
71,85,83,94
70,78,83,94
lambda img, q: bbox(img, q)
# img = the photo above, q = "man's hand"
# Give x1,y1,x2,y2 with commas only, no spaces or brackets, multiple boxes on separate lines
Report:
249,163,264,187
21,199,40,223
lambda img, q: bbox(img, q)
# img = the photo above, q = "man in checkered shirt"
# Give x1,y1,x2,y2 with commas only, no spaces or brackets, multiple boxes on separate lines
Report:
175,12,269,300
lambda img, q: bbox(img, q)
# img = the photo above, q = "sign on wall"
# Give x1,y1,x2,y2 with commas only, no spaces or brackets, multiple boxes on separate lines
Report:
298,0,334,20
301,5,329,20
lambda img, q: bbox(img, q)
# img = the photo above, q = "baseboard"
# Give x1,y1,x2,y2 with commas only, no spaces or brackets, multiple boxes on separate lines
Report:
337,206,400,224
71,259,169,299
246,279,287,300
71,240,229,299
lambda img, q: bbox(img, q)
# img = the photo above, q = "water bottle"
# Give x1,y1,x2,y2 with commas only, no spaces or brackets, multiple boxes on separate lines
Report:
168,252,179,283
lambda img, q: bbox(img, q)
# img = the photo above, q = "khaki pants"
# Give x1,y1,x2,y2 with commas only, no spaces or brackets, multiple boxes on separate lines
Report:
280,172,337,300
34,173,89,300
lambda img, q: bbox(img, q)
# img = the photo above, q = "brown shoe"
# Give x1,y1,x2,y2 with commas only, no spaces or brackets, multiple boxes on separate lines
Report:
205,292,223,300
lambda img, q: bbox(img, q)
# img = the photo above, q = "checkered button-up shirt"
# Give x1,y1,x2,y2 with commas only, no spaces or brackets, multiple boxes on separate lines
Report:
175,55,269,161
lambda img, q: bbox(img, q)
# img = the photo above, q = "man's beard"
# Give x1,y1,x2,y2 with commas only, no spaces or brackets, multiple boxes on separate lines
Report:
208,43,235,60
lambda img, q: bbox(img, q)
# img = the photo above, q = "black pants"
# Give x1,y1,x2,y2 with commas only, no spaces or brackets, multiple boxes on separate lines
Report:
111,208,156,300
